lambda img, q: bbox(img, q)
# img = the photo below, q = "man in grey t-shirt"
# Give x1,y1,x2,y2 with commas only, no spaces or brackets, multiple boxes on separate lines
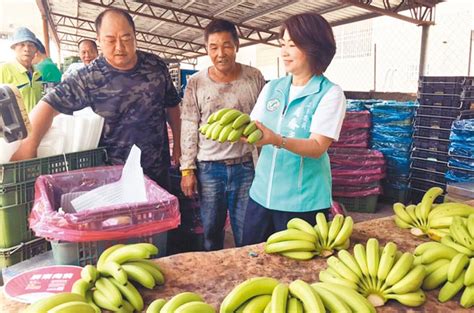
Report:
180,19,265,250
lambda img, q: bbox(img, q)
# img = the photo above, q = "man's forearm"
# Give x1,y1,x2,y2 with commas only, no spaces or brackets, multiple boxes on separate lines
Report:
11,100,58,161
180,119,199,170
28,101,58,146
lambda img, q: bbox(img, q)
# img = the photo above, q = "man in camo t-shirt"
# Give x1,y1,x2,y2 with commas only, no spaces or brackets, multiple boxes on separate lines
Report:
180,20,266,250
12,9,181,190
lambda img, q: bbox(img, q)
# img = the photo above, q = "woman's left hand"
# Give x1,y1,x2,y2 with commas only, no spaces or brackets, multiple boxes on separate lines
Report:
252,120,281,147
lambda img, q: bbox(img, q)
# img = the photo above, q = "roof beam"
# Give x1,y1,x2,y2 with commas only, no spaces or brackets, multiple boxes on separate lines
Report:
340,0,436,25
238,0,300,24
80,0,279,46
51,13,206,56
57,32,195,61
213,0,246,17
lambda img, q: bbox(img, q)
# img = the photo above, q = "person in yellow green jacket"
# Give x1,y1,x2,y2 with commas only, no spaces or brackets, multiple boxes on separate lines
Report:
0,27,43,112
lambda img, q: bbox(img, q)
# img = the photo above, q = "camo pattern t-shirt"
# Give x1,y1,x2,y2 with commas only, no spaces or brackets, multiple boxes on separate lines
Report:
43,51,180,180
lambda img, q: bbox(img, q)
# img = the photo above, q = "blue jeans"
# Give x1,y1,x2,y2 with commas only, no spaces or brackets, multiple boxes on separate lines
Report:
197,160,254,251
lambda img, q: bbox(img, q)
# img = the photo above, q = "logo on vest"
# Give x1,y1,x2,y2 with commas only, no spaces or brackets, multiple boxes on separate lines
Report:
266,99,281,112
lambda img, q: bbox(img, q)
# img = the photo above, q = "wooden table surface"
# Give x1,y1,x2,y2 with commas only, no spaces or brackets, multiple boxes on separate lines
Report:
1,216,473,312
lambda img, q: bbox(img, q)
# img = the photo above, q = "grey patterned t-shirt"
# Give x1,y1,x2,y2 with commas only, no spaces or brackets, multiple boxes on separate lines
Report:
180,64,265,169
43,51,180,178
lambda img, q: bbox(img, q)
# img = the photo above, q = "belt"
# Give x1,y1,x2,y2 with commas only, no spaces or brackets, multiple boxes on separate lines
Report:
207,154,253,166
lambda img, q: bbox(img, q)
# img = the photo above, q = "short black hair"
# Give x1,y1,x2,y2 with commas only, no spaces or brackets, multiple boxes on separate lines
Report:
95,8,136,34
279,13,336,75
78,39,98,51
204,19,239,46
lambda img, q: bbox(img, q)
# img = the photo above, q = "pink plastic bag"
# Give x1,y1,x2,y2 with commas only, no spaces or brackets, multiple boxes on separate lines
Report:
30,166,180,242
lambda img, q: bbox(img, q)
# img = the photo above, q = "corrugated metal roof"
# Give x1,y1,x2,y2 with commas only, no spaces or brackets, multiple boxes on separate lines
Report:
37,0,440,63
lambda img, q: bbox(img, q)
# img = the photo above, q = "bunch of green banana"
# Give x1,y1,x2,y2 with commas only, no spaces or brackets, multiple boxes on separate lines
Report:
264,218,319,260
68,242,165,312
146,292,215,313
414,214,474,308
219,277,376,313
199,108,263,144
264,214,353,260
392,186,474,241
25,293,97,313
318,238,427,308
314,213,353,257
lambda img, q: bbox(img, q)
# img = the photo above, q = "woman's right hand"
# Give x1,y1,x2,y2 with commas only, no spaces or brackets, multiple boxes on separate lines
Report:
251,120,281,147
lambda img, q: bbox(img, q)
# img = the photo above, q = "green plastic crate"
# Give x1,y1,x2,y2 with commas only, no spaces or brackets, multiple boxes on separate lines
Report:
381,187,410,204
0,148,108,186
0,201,34,248
0,181,35,207
334,195,379,213
0,238,49,268
51,232,168,266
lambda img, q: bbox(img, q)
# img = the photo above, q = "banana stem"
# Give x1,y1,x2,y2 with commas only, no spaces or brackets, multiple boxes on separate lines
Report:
320,249,334,258
367,293,386,307
410,227,425,237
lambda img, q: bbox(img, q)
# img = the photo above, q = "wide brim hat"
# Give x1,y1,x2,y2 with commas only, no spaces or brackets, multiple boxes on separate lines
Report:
10,27,41,50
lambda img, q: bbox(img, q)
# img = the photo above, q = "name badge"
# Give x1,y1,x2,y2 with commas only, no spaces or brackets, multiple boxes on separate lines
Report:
266,99,281,112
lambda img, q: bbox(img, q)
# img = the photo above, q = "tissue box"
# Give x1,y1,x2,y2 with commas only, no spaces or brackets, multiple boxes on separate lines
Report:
30,166,180,242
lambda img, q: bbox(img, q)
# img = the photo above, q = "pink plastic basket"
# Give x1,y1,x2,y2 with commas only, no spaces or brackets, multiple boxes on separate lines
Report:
30,166,180,242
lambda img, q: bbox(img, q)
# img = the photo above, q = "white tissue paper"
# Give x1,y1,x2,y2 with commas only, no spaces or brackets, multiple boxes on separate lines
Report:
70,145,147,212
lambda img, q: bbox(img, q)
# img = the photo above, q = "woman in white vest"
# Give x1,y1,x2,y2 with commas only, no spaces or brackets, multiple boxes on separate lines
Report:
242,13,347,245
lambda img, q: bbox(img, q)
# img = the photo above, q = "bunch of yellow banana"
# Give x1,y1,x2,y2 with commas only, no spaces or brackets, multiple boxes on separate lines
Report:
414,214,474,308
25,293,97,313
264,214,353,260
146,292,215,313
27,243,165,313
392,186,474,241
219,277,376,313
319,238,427,308
199,108,263,144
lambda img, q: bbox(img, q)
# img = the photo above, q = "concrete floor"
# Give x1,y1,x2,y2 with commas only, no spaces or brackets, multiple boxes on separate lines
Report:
223,199,394,249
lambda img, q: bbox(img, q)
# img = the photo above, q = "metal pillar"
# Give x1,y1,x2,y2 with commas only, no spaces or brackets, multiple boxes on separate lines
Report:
41,14,50,56
419,24,430,77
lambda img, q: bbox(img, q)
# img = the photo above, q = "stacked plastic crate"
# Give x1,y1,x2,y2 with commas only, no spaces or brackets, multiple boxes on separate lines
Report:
446,116,474,184
370,101,417,203
410,76,474,203
0,149,107,283
330,106,386,213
